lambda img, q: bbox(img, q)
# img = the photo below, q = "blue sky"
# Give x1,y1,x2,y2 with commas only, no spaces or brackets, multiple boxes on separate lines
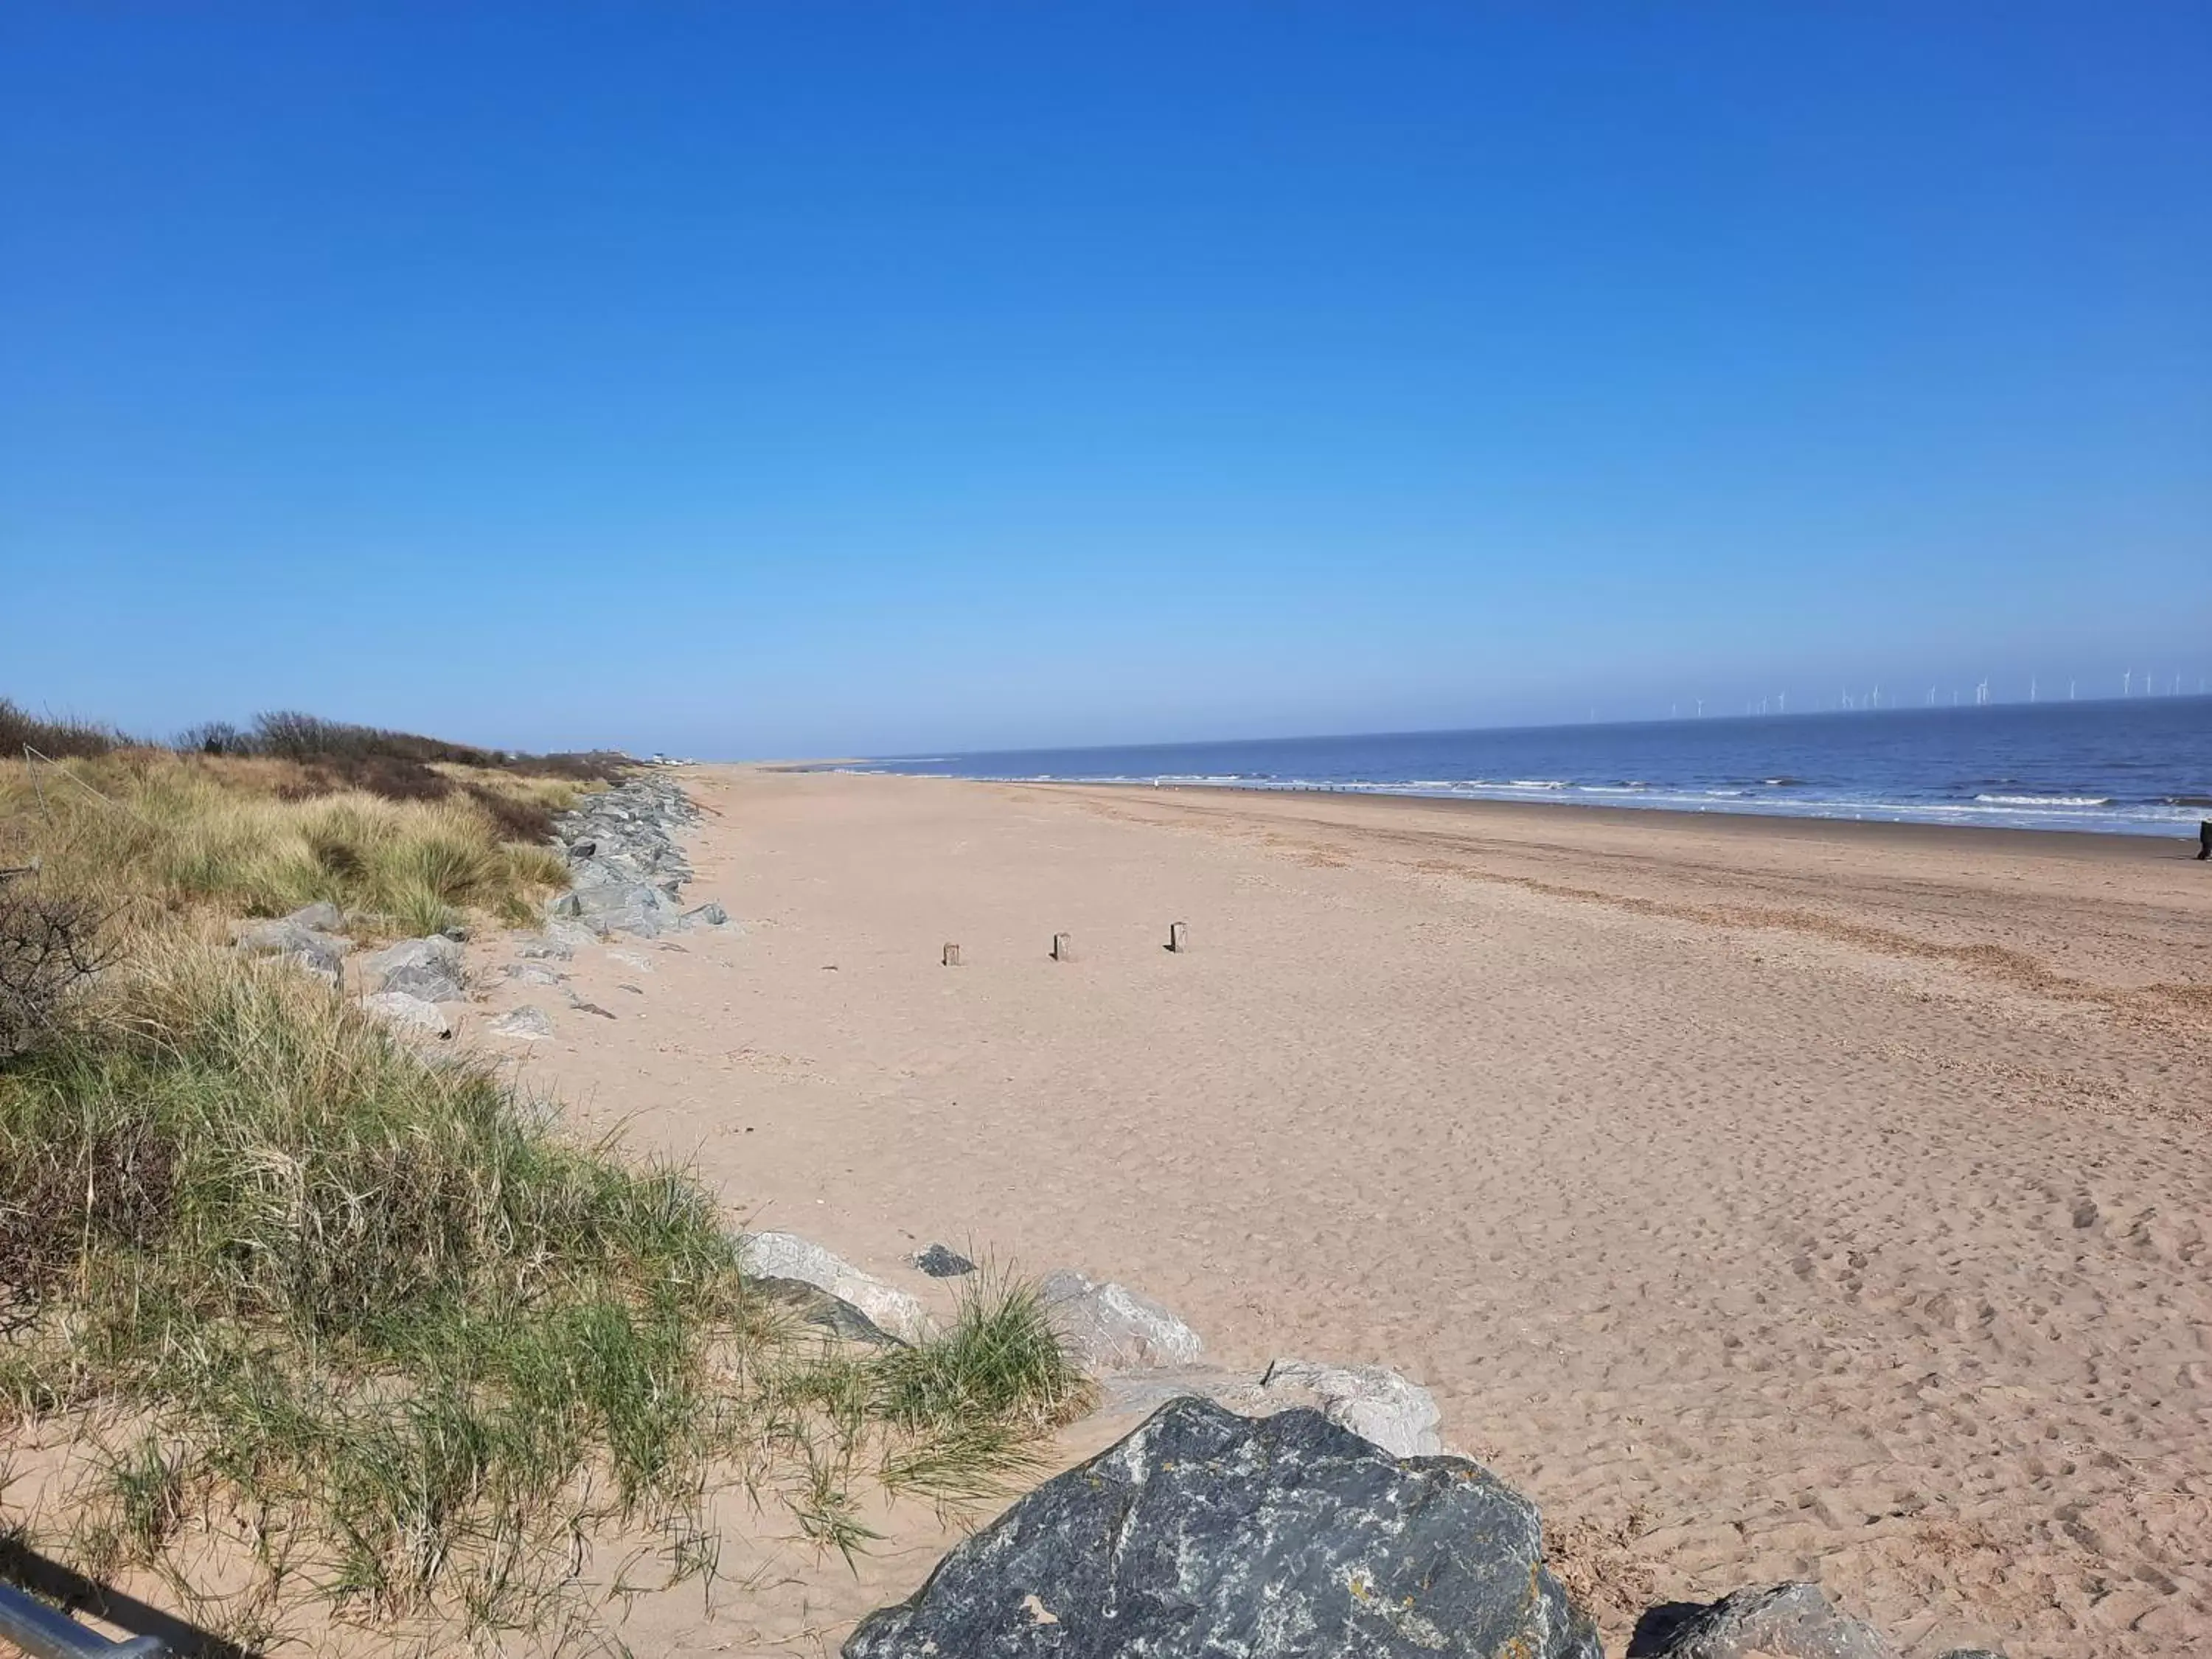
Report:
4,3,2208,757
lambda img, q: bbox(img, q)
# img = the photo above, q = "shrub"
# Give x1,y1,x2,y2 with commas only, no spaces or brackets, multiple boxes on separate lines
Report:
0,884,111,1060
0,698,128,760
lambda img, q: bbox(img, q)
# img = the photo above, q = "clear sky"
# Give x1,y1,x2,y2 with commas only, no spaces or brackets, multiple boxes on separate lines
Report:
4,4,2208,757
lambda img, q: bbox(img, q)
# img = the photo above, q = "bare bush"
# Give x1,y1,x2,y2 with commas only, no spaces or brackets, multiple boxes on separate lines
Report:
0,886,112,1059
0,698,128,759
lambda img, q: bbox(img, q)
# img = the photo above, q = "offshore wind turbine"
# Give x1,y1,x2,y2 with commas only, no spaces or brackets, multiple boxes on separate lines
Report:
2124,669,2132,696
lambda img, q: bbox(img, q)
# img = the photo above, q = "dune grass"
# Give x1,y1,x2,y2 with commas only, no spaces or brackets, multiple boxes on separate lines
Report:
0,716,1089,1650
0,943,1088,1648
0,749,577,938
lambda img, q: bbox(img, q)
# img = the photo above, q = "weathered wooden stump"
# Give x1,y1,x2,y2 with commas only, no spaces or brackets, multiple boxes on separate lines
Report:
1168,921,1189,953
942,943,961,967
1051,932,1074,962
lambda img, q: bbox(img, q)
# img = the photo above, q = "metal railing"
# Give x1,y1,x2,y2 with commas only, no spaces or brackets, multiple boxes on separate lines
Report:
0,1582,170,1659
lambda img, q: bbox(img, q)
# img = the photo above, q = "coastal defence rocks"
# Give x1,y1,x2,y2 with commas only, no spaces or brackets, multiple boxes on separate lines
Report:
487,1005,554,1040
227,773,736,1045
1034,1270,1440,1457
839,1398,1987,1659
356,990,452,1038
740,1230,935,1346
1620,1580,2016,1659
1038,1269,1204,1373
232,905,352,982
543,771,732,940
1245,1355,1444,1459
831,1261,1994,1657
1625,1582,1892,1658
843,1396,1603,1659
361,935,467,1002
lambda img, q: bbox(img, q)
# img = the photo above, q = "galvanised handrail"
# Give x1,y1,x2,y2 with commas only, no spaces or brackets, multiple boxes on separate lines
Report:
0,1582,170,1659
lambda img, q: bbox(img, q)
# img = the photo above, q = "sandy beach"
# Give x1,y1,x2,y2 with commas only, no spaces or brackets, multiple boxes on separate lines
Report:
487,768,2212,1658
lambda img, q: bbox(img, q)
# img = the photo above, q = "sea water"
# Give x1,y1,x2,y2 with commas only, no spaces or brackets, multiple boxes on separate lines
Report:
852,698,2212,838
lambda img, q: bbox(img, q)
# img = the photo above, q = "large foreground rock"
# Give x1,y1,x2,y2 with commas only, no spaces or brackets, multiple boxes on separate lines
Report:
1038,1269,1203,1373
739,1231,933,1345
361,935,466,1001
845,1396,1601,1658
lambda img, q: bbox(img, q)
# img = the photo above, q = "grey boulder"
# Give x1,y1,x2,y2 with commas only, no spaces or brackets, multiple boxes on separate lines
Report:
361,935,466,1001
740,1231,935,1345
1246,1357,1444,1459
355,991,453,1039
1039,1269,1203,1373
844,1395,1601,1659
542,773,714,936
544,918,598,951
911,1243,976,1278
488,1005,554,1040
282,900,346,933
752,1276,905,1346
1627,1582,1893,1659
234,917,350,981
551,880,686,939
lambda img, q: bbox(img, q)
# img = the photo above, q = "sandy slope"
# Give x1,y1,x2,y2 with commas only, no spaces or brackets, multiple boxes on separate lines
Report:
476,769,2212,1658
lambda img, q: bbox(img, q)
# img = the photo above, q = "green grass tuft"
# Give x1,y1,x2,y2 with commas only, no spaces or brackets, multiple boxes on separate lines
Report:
0,945,1082,1646
876,1275,1093,1435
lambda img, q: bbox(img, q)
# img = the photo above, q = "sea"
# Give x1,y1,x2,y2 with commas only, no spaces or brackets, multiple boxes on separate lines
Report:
849,698,2212,839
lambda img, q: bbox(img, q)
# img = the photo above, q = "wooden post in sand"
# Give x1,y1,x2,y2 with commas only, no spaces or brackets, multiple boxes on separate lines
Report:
1168,921,1189,953
1051,932,1074,962
942,943,961,967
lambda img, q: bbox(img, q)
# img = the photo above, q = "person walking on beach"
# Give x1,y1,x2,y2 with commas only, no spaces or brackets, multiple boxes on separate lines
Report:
2199,820,2211,860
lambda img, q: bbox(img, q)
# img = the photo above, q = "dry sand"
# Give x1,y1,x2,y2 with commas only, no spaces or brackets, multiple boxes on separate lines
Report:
475,768,2212,1658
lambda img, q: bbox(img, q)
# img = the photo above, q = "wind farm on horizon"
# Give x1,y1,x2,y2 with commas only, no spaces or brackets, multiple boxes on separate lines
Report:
1657,667,2210,726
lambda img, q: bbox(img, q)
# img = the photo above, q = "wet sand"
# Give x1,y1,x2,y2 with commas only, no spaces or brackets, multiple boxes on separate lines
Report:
491,768,2212,1657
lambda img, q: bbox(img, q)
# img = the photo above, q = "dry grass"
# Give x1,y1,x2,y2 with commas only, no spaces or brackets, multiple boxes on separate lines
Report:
0,750,578,939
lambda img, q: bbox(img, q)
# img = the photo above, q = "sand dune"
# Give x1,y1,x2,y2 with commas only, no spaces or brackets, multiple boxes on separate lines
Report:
488,769,2212,1657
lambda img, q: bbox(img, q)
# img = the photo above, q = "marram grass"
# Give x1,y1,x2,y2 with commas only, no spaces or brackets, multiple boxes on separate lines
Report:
0,750,1089,1651
0,750,577,937
0,947,1088,1648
